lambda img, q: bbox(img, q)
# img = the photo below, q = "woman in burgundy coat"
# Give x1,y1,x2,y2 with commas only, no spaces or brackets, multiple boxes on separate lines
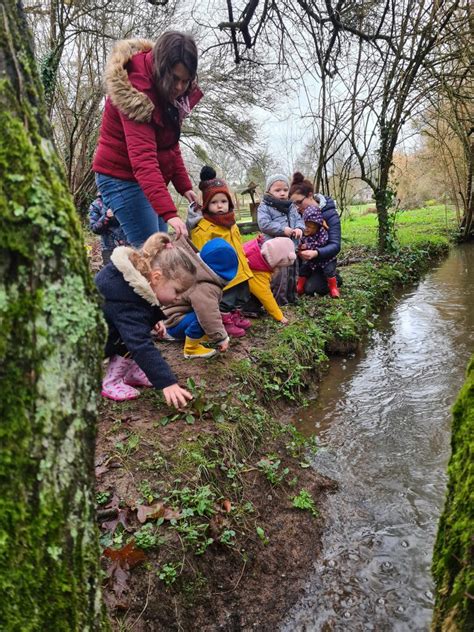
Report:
93,32,202,246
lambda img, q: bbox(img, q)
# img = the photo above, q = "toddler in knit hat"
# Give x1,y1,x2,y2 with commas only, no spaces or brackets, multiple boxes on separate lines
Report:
243,235,296,324
190,166,254,338
256,173,305,306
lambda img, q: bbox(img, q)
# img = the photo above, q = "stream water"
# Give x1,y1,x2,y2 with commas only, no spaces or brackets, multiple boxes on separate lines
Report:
282,245,474,632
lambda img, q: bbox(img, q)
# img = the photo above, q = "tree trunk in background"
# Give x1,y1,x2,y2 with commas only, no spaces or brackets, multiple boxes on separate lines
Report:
431,356,474,631
0,4,105,630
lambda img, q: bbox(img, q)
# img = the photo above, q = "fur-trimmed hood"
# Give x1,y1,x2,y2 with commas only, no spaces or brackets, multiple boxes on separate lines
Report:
110,246,160,306
104,39,155,123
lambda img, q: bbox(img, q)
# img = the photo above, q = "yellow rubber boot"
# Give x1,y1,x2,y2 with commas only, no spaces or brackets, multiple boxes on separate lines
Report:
183,336,217,359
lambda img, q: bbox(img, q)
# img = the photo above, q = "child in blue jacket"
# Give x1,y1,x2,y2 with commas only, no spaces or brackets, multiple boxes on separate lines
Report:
88,193,127,266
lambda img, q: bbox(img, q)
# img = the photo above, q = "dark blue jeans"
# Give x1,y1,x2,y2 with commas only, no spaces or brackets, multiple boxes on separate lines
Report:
166,312,204,340
95,173,167,247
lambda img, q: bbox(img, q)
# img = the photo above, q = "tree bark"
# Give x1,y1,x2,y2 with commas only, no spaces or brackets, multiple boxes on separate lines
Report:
0,3,106,629
432,356,474,631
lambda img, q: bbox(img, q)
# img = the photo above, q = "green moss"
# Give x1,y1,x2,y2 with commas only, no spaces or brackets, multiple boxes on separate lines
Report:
0,5,107,630
432,356,474,631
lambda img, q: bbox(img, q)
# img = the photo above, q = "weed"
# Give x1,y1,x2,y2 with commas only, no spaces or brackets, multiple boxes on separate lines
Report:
257,454,289,486
158,562,179,586
115,433,140,457
134,523,164,550
256,526,269,545
96,491,111,506
219,529,236,546
137,479,157,504
292,489,319,517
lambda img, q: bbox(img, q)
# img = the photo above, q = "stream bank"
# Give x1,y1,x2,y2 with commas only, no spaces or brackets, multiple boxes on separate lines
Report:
95,241,449,631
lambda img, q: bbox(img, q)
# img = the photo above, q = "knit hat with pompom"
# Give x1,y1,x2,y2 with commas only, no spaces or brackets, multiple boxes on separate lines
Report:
199,166,234,212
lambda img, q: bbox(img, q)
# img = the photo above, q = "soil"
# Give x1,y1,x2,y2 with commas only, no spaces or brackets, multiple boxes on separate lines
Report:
96,328,336,631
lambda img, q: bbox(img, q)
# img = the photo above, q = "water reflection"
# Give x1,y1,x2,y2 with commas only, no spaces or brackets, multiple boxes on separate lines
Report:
282,246,474,632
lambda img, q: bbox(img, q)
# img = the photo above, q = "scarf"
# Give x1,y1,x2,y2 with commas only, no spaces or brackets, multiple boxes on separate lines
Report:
203,210,236,228
263,194,294,215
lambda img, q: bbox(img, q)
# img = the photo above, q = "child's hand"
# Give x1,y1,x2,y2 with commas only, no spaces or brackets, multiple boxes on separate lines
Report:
163,384,193,409
283,227,294,237
106,209,114,218
279,317,289,325
292,228,303,240
218,337,230,352
154,321,167,338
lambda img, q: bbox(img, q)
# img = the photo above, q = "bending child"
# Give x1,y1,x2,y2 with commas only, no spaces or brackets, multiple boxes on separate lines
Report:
297,206,339,298
243,236,296,324
163,237,238,359
95,233,197,408
191,166,254,338
88,193,128,266
257,174,304,305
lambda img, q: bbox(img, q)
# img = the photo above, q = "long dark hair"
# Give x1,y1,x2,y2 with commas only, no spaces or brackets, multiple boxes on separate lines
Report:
153,31,198,100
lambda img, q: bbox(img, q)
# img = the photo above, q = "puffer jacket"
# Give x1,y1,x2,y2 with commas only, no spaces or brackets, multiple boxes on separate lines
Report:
93,39,203,222
314,194,341,262
95,246,177,390
163,237,238,343
257,196,304,241
191,219,253,291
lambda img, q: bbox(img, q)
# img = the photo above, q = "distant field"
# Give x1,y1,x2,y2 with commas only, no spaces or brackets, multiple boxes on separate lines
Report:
341,205,457,249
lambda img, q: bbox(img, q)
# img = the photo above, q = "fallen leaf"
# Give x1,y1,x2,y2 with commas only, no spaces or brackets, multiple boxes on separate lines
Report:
101,507,132,533
136,502,181,524
104,541,146,568
222,499,232,513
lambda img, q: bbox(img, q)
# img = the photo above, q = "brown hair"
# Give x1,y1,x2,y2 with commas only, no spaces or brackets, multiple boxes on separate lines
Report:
129,233,196,284
153,31,198,100
289,172,314,197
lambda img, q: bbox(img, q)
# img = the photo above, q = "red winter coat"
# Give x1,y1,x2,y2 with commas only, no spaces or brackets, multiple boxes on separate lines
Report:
93,39,203,222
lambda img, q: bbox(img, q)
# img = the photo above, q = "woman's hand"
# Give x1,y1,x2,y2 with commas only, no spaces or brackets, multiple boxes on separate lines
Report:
299,249,319,261
184,190,197,204
167,216,188,238
283,227,294,237
162,383,193,409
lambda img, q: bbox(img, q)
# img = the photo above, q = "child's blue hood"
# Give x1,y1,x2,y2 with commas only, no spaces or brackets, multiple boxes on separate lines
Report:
200,238,238,283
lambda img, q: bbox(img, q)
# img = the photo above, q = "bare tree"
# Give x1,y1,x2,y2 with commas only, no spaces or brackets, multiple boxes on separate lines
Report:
218,0,465,251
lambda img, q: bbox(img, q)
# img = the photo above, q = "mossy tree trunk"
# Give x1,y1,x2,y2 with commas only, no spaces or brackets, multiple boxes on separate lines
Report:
0,4,105,630
432,356,474,631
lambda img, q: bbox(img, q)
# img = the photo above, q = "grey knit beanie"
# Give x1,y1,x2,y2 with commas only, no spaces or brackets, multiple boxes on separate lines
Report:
265,173,290,192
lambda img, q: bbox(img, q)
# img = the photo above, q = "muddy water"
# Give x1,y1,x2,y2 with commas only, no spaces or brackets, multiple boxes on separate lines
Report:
282,245,474,632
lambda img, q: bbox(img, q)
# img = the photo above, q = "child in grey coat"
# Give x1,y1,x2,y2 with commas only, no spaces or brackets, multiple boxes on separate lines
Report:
257,174,304,305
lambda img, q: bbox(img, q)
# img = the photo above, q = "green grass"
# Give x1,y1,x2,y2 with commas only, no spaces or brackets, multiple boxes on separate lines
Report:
342,205,457,250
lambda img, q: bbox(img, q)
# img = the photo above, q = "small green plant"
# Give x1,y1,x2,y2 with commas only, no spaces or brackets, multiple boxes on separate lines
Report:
292,489,319,517
137,479,156,504
96,491,111,506
256,526,269,545
219,529,236,546
257,454,289,485
158,562,179,586
115,432,140,457
134,523,164,550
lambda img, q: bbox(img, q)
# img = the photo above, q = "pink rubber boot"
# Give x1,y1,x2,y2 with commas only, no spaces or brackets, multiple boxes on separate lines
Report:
102,355,140,401
124,360,152,388
221,312,246,337
231,310,251,330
